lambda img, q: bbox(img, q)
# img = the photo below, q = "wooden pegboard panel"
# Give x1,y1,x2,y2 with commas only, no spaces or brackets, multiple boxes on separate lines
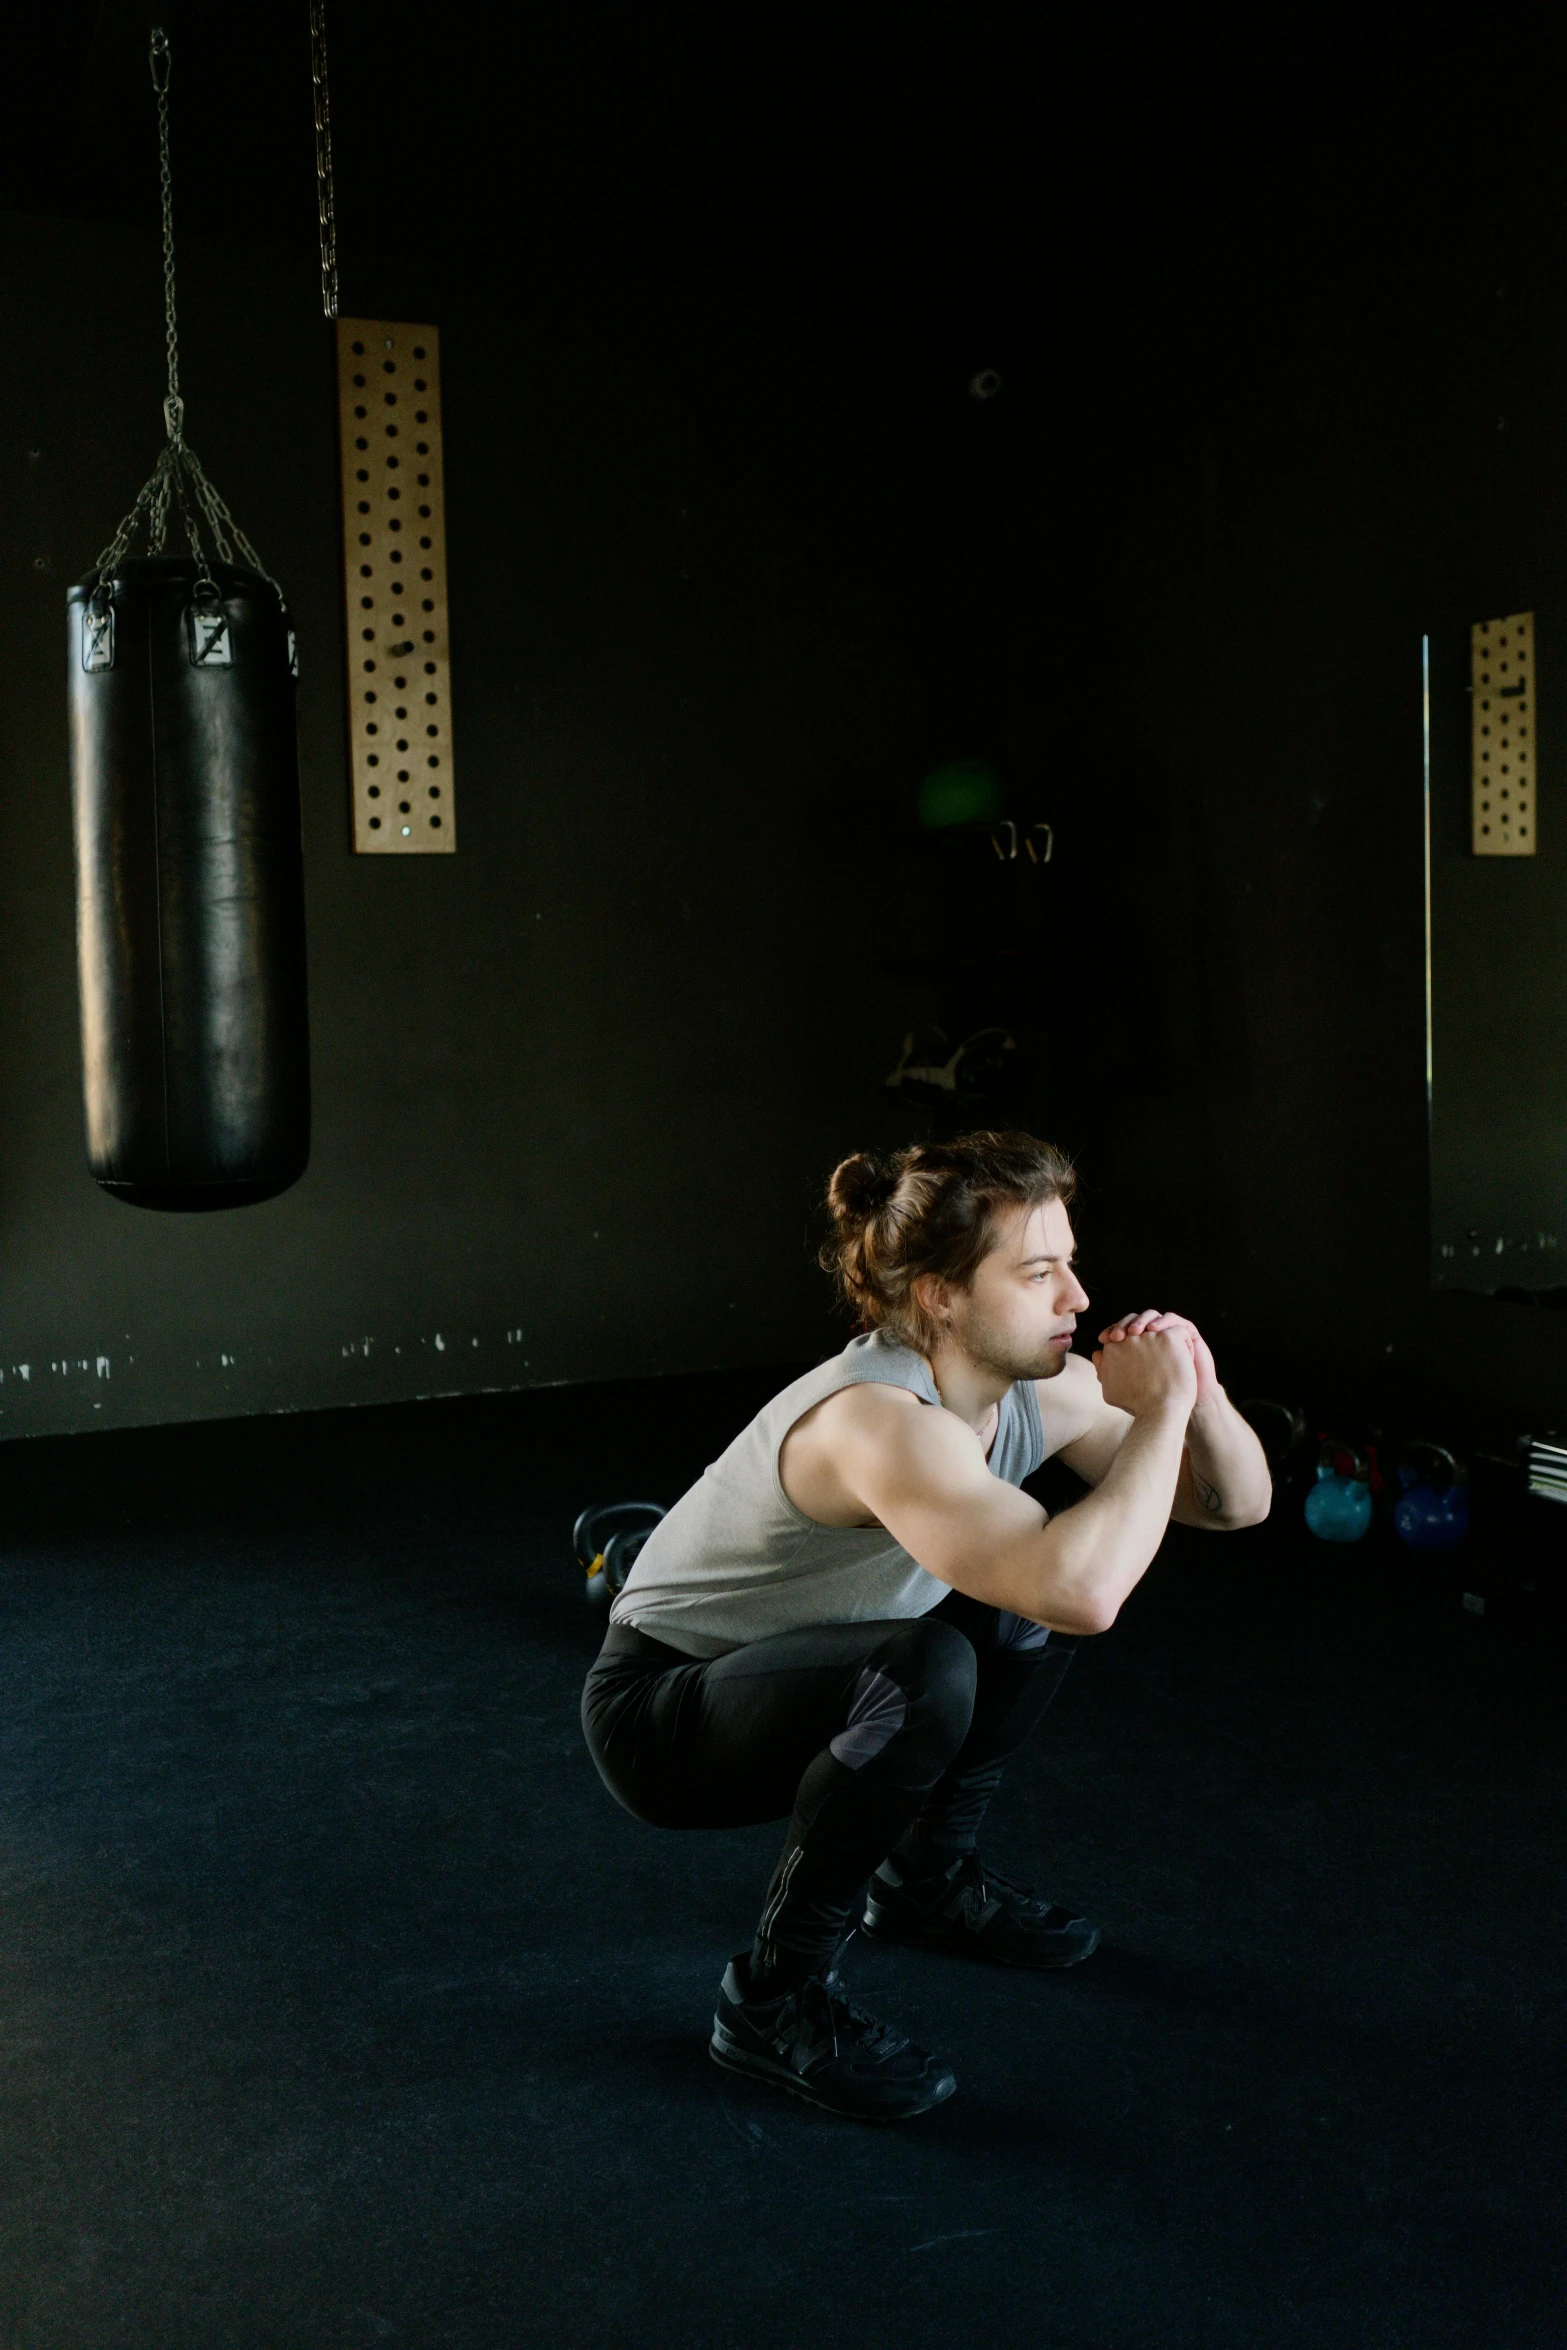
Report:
336,319,455,853
1471,611,1534,856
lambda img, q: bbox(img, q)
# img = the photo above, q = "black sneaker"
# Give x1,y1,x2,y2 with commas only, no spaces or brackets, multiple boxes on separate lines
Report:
709,1951,956,2122
862,1852,1101,1969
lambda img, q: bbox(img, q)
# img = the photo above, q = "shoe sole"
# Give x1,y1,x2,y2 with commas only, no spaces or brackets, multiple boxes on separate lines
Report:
708,2034,956,2122
860,1915,1103,1969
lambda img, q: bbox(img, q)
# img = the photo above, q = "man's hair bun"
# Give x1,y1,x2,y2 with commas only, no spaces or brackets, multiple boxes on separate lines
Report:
826,1152,896,1229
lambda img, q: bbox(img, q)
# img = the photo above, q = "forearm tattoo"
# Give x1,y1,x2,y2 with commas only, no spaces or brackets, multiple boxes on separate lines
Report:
1193,1472,1224,1516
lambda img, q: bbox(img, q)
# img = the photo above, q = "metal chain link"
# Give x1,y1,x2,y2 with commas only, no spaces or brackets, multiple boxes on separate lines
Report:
90,27,284,608
150,28,182,444
310,0,339,319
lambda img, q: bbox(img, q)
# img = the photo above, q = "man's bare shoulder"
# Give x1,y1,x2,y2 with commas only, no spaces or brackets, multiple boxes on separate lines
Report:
780,1380,943,1528
789,1378,929,1448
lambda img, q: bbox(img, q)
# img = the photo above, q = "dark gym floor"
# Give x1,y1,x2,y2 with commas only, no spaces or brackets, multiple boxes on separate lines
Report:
0,1373,1559,2350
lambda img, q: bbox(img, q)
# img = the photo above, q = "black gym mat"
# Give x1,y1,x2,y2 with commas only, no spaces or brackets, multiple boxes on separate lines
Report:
0,1377,1557,2349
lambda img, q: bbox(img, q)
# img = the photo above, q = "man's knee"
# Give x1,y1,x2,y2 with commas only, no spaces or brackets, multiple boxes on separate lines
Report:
856,1616,977,1765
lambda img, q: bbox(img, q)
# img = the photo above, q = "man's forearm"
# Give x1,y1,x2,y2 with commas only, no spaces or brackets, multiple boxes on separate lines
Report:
1028,1403,1190,1633
1183,1392,1271,1527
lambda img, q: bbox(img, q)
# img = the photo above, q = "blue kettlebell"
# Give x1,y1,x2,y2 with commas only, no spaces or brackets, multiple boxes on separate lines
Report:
1393,1443,1469,1552
1304,1442,1373,1543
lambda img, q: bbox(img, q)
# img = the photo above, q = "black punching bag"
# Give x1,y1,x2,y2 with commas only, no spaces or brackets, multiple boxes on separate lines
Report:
67,556,311,1210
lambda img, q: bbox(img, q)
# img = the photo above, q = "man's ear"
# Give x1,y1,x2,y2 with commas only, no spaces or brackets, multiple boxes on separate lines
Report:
912,1272,951,1328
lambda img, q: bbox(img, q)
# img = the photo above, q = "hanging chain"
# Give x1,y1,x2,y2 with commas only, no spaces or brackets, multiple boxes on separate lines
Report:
90,27,283,607
151,28,182,442
310,0,339,319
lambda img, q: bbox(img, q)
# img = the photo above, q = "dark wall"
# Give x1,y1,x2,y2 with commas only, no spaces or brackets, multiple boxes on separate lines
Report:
12,11,1567,1459
984,20,1567,1450
1427,598,1567,1293
0,209,968,1439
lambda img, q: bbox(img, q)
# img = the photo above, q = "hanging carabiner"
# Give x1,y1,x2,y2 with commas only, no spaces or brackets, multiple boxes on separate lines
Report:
150,26,171,94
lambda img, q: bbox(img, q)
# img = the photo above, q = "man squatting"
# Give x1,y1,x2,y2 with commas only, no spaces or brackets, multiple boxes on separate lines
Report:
583,1131,1271,2120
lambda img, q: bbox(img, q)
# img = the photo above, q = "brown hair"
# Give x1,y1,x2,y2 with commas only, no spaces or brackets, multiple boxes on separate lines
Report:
820,1130,1077,1354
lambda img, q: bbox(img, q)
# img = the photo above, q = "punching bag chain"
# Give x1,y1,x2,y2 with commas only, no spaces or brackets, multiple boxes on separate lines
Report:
89,28,282,609
151,27,182,444
310,0,339,320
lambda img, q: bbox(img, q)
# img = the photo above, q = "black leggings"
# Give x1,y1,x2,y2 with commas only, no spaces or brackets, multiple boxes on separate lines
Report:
581,1589,1077,1983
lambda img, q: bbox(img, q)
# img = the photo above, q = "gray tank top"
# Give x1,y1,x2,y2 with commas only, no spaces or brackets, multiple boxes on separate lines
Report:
610,1329,1045,1658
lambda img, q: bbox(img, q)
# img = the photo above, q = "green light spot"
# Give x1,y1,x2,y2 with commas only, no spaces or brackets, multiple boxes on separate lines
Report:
917,759,1004,830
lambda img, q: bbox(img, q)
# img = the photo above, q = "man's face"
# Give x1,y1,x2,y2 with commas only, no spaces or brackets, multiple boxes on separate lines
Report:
938,1196,1090,1382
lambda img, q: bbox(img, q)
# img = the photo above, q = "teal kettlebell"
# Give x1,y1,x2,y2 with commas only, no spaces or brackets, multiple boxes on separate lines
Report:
1304,1443,1373,1543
